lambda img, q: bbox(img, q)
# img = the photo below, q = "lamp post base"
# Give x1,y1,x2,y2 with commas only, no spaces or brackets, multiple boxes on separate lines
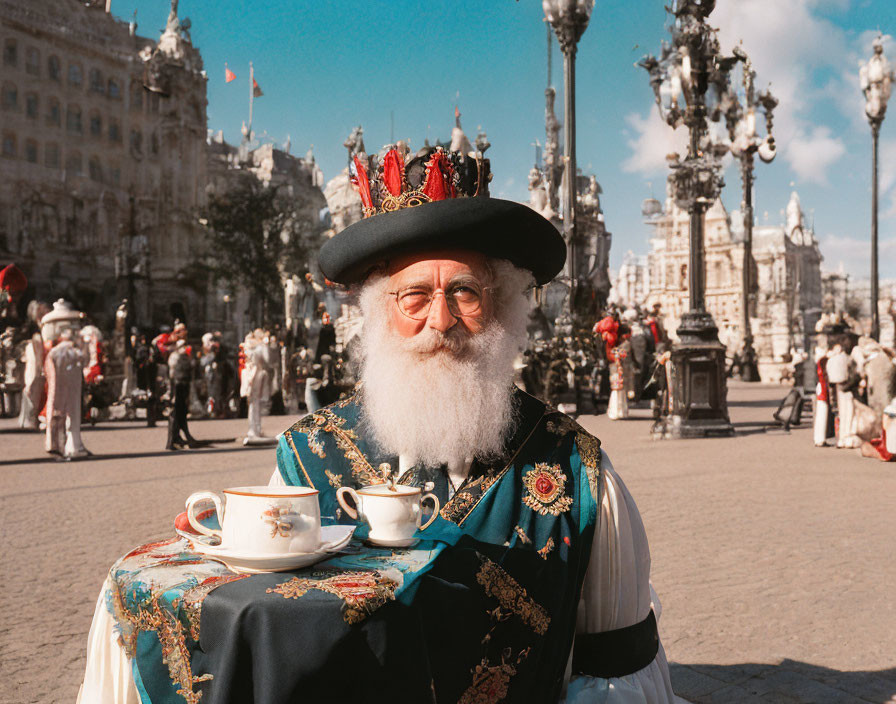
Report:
653,312,734,439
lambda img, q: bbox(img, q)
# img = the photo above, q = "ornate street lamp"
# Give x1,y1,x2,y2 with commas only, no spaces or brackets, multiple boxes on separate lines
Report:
724,47,777,381
860,36,894,342
543,0,594,319
639,0,736,437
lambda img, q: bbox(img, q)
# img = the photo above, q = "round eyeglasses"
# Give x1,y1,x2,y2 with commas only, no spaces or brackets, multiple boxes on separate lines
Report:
387,284,491,321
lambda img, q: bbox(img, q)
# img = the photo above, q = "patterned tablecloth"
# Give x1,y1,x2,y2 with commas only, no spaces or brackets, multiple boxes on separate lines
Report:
108,535,446,704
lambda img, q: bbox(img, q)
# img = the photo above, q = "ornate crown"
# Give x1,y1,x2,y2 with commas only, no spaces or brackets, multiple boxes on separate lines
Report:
350,145,491,218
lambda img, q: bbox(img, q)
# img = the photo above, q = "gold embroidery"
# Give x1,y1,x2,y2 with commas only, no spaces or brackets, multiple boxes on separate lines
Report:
522,464,573,516
536,537,555,560
290,409,381,486
458,657,517,704
475,558,550,636
319,409,381,486
575,431,602,500
440,467,503,523
284,429,316,488
441,489,477,520
513,525,531,545
127,595,211,704
267,569,398,624
324,469,342,488
181,574,248,642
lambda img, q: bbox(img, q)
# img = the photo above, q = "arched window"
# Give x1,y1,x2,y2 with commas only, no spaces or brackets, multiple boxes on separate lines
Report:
3,38,16,67
25,92,38,120
24,138,37,163
89,111,102,137
45,142,59,168
66,104,82,133
1,82,17,110
88,156,102,182
89,68,104,94
1,132,16,158
68,62,82,86
107,78,121,99
108,117,120,142
46,97,60,126
25,47,39,76
48,55,60,81
65,150,82,175
150,130,159,155
108,162,121,186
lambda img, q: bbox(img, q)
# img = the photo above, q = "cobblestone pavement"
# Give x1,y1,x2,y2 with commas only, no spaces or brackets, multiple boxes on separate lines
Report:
577,382,896,704
0,382,893,703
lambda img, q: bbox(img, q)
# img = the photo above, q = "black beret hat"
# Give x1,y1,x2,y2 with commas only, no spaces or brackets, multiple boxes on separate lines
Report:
318,197,566,286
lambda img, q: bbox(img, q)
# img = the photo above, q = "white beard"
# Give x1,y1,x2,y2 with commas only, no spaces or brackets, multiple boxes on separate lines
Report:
358,262,532,468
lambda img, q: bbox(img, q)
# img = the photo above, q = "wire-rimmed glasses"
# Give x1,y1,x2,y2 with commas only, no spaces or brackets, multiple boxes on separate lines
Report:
387,283,492,321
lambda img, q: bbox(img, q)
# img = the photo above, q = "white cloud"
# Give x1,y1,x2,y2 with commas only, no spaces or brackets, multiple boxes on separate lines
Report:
784,126,848,185
817,234,896,278
621,110,688,175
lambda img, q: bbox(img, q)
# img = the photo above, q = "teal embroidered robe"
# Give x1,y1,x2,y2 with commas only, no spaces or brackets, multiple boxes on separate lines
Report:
277,386,603,703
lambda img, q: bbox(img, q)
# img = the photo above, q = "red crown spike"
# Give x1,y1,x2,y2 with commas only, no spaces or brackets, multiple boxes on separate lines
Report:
381,149,406,197
351,156,374,214
421,150,455,201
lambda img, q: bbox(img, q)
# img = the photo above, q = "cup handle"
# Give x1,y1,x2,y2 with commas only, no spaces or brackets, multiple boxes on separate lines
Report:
336,487,360,520
418,492,440,531
186,490,224,540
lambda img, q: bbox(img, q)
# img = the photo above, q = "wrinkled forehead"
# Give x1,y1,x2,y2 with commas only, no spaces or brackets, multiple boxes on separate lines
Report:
385,249,490,283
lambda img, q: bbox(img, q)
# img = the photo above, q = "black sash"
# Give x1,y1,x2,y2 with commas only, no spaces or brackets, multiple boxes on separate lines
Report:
572,609,659,679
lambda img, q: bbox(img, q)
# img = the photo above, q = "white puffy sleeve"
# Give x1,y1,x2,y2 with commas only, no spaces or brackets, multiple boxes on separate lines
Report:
563,450,679,704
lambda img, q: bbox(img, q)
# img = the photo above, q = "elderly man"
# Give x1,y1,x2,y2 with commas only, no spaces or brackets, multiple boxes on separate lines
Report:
269,148,675,703
79,147,675,704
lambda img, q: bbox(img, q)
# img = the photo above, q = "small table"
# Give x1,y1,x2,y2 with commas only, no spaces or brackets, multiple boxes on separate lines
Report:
102,535,443,704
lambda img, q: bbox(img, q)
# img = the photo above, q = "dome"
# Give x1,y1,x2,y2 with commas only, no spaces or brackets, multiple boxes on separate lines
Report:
641,197,662,218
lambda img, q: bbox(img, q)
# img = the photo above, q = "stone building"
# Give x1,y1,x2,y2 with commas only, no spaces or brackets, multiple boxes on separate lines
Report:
635,189,823,382
0,0,208,328
609,250,649,309
205,132,328,342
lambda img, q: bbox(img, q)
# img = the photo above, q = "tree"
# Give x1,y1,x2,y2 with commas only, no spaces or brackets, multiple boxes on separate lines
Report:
199,175,322,324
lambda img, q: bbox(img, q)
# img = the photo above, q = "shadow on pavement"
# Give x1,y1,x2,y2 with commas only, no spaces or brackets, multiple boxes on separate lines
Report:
0,442,270,467
727,397,784,408
671,660,896,703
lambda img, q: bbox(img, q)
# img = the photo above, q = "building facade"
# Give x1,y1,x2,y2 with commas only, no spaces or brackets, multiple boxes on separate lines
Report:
633,189,823,382
205,132,328,342
0,0,208,329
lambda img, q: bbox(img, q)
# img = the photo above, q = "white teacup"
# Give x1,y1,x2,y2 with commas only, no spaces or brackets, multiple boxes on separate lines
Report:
186,486,321,555
336,484,440,545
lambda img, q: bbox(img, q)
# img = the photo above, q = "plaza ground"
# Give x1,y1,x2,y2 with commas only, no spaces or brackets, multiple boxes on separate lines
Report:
0,381,893,703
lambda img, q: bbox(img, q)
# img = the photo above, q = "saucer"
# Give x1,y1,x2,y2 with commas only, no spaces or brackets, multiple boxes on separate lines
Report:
366,536,419,548
173,513,356,573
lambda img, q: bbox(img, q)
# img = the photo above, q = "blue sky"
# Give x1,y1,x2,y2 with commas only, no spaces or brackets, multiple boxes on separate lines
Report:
116,0,895,279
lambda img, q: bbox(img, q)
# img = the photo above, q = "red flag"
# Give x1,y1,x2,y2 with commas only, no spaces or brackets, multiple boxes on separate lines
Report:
253,78,263,97
224,64,236,83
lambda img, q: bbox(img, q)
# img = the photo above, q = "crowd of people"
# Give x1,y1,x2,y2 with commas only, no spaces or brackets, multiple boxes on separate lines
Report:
517,294,896,465
0,263,357,457
518,303,670,423
812,313,896,462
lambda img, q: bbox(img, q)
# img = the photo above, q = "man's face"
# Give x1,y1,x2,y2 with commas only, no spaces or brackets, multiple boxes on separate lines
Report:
385,250,492,341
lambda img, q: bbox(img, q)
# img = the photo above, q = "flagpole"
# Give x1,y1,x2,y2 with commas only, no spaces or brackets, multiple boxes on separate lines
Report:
248,61,254,141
